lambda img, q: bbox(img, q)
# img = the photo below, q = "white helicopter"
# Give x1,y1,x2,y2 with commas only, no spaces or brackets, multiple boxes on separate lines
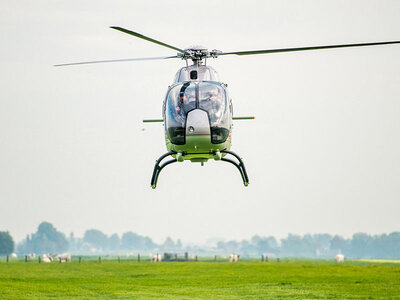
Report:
56,27,400,188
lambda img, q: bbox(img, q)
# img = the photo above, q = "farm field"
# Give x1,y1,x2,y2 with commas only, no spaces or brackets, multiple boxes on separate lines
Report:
0,258,399,299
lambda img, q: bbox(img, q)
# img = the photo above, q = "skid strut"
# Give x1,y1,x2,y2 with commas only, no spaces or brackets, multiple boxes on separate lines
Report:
220,150,249,186
151,151,177,189
150,150,249,188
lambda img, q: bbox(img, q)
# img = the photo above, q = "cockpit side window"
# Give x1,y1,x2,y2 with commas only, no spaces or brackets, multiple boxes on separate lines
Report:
180,82,196,113
199,83,226,125
198,82,230,144
165,85,185,145
165,83,197,145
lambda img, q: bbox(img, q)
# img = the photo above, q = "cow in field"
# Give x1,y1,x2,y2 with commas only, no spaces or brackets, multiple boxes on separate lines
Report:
41,254,53,263
54,253,71,263
229,254,240,262
151,254,162,262
335,254,344,263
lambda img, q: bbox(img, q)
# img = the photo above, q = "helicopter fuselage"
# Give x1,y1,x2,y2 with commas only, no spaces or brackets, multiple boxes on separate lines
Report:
163,65,232,163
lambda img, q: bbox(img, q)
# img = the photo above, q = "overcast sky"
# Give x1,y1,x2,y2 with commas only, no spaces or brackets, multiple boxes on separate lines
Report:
1,0,399,245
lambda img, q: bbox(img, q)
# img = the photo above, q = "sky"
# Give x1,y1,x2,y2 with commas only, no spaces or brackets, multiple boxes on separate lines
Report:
0,0,399,245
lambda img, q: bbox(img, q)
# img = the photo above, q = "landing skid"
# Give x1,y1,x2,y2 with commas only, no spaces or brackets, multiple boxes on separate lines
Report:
150,151,177,189
220,150,249,187
150,150,249,189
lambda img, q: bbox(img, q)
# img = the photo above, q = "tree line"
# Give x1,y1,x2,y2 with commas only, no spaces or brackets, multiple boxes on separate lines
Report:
15,222,182,255
217,233,400,259
1,222,399,259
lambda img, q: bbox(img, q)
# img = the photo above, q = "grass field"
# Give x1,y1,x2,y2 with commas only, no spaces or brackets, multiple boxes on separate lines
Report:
1,258,400,299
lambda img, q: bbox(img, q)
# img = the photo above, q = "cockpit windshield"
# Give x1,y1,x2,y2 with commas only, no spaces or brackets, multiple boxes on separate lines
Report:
199,83,227,126
165,81,231,145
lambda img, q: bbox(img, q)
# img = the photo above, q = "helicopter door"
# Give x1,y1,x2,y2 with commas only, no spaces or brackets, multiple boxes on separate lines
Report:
198,82,230,143
165,83,196,145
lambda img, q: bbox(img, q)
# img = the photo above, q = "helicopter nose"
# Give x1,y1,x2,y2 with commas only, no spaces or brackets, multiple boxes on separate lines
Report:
185,109,211,137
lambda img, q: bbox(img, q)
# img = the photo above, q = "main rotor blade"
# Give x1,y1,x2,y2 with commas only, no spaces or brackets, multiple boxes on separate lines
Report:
110,26,184,53
219,40,400,56
54,56,178,67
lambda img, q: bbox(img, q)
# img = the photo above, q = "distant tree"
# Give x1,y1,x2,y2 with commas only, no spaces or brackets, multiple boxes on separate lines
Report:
251,235,262,245
371,234,385,258
312,234,333,257
300,234,317,257
18,222,69,254
108,234,120,251
280,234,329,257
386,232,400,259
69,232,75,243
216,241,225,250
162,237,175,249
216,240,240,253
371,232,400,259
0,231,15,255
253,236,278,255
83,229,109,250
239,240,258,256
16,235,30,254
281,234,305,257
330,235,350,255
68,232,77,251
351,233,372,258
121,232,141,250
120,232,156,251
143,237,157,250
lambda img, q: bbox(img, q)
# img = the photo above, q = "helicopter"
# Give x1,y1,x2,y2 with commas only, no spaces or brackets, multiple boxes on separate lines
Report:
56,26,400,189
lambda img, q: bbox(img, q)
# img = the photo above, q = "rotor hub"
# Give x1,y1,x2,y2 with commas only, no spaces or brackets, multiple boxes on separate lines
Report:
179,47,222,64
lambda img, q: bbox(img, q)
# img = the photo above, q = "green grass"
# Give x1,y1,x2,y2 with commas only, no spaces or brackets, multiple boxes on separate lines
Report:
0,259,399,299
